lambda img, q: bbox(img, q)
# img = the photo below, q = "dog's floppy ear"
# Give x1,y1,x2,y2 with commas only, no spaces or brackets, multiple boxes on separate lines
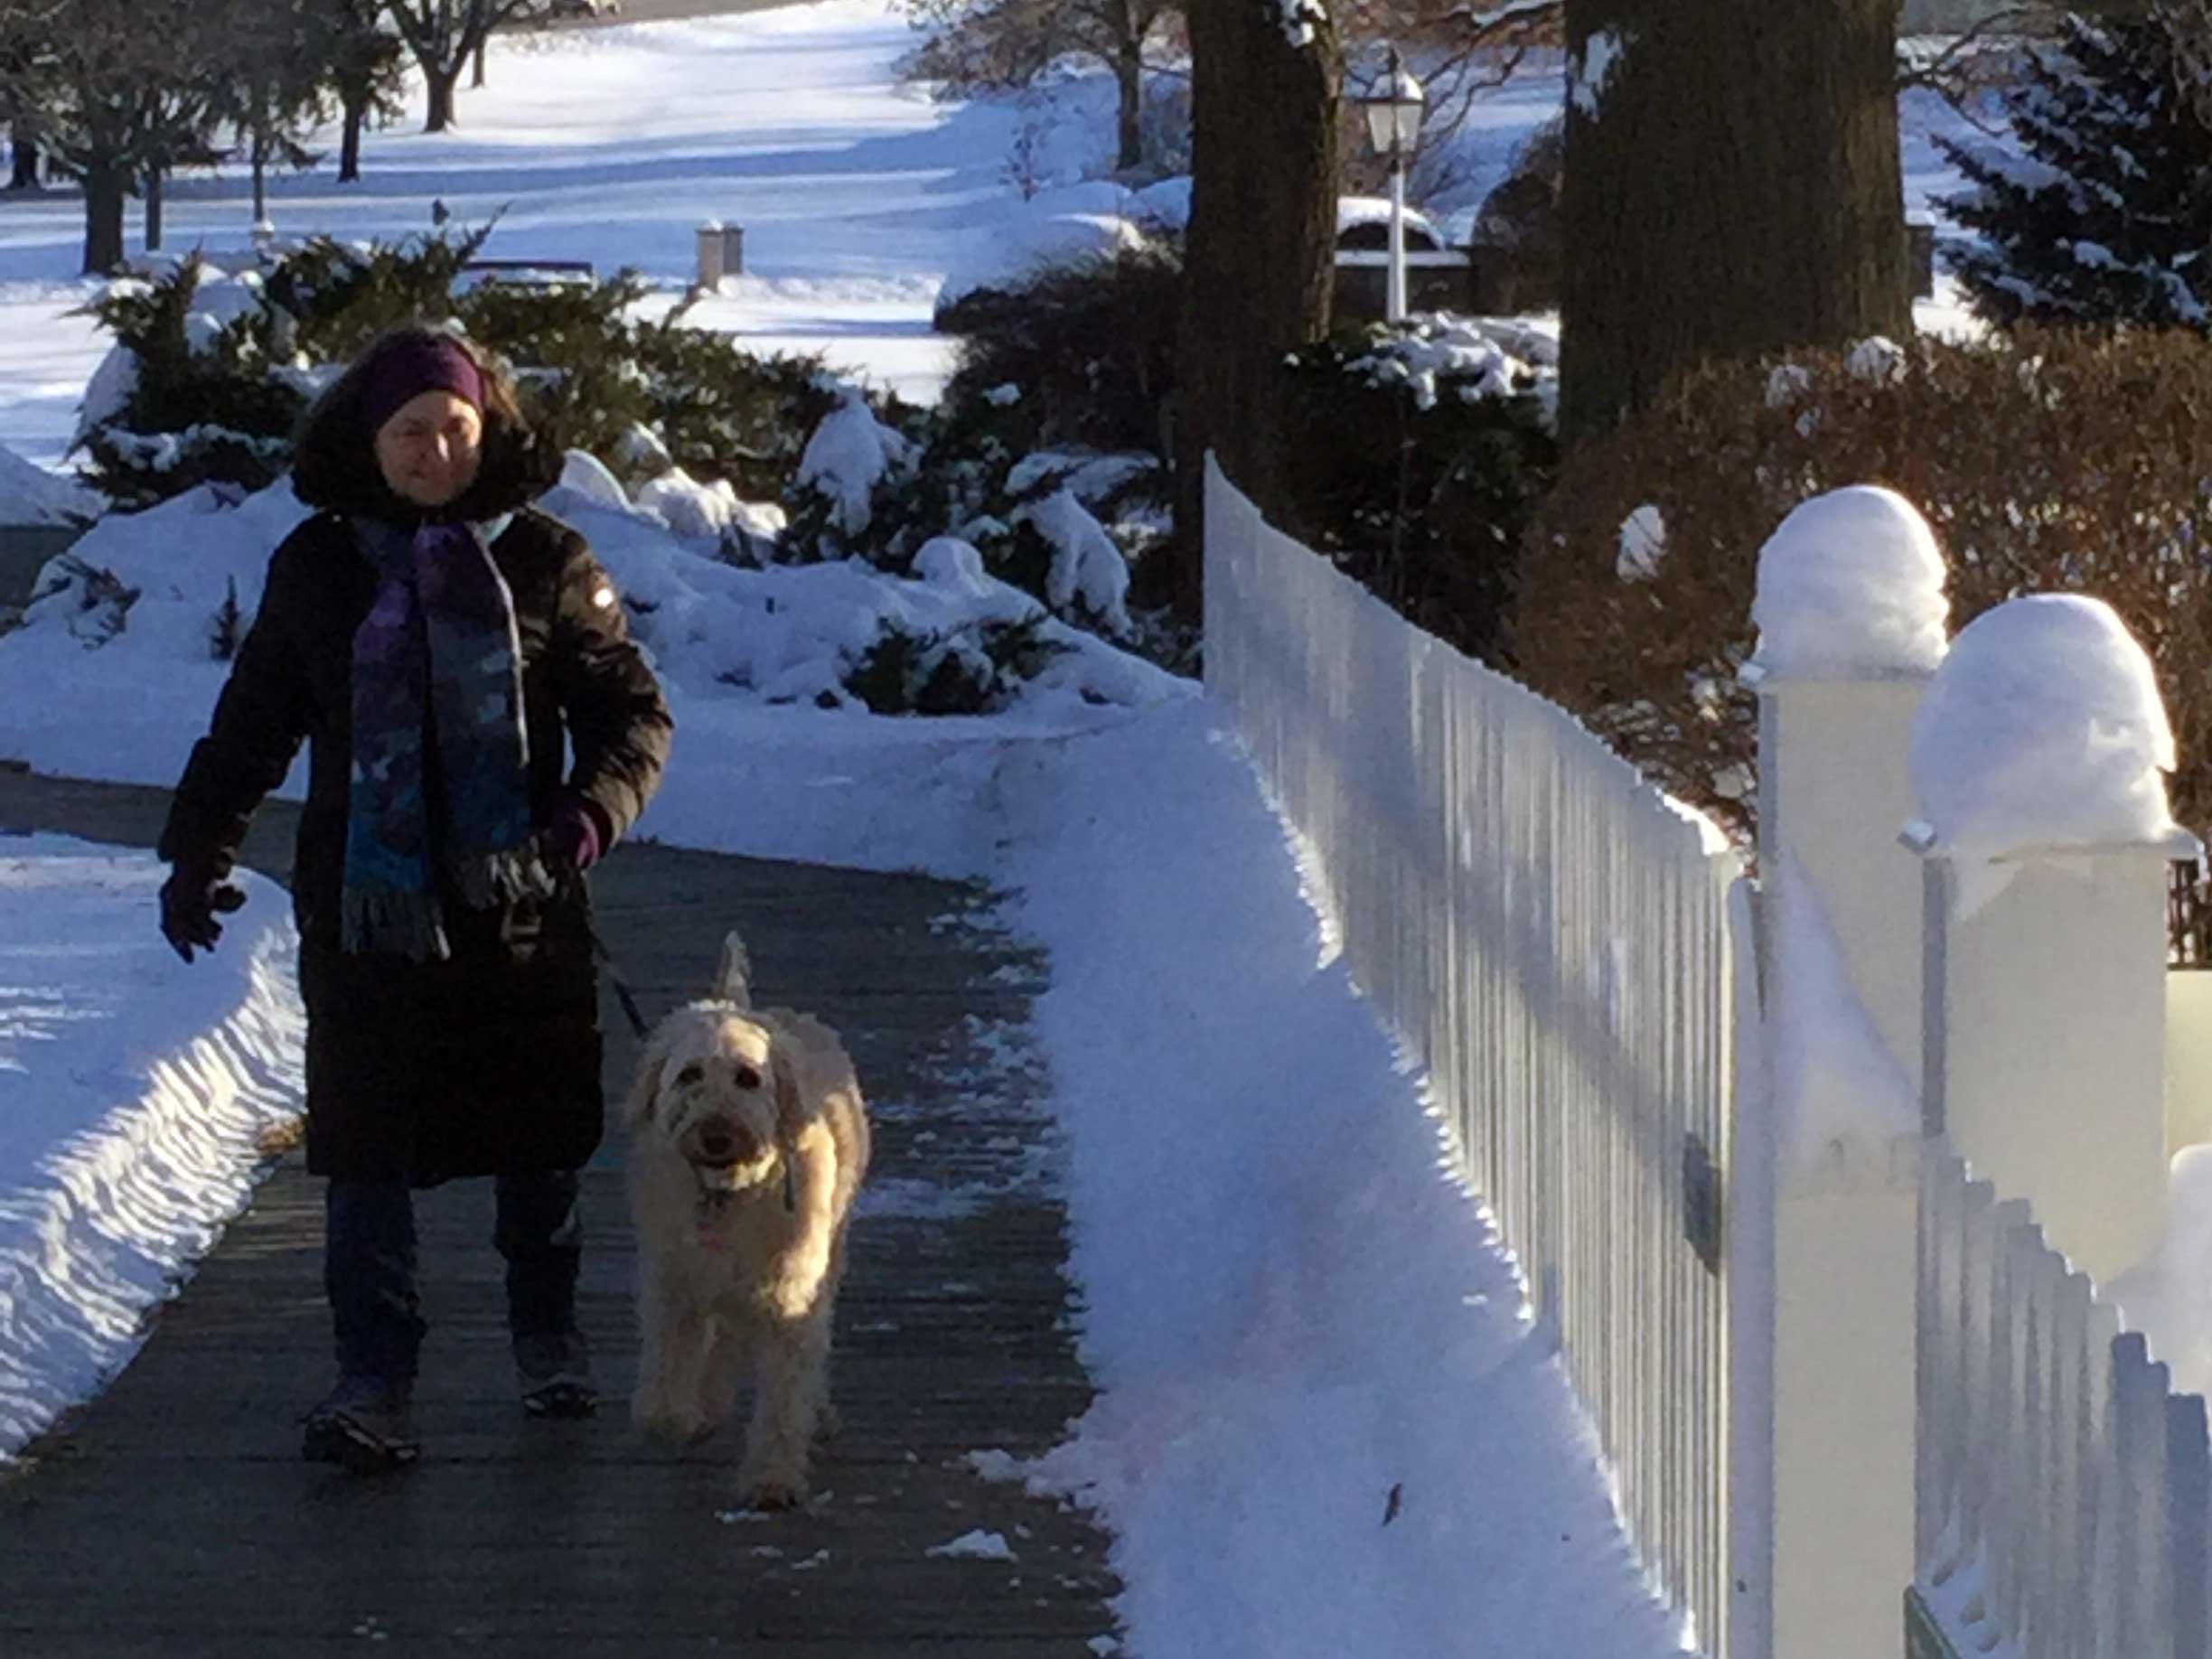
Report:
771,1045,803,1140
624,1047,669,1129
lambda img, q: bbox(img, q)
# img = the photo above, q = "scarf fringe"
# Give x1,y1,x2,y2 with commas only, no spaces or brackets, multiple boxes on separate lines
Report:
342,889,450,963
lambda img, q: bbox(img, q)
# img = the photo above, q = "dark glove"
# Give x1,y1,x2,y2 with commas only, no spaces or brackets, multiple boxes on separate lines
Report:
539,792,614,877
160,864,247,963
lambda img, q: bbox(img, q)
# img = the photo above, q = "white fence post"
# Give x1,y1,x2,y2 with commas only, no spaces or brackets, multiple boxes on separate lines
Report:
1907,591,2193,1289
1917,843,2184,1285
1748,486,1944,1659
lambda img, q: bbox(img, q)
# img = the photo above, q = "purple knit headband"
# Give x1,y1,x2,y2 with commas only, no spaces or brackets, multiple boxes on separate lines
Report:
361,336,484,438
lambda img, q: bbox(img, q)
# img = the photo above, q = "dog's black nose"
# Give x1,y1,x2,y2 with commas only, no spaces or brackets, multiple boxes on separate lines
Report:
698,1126,735,1161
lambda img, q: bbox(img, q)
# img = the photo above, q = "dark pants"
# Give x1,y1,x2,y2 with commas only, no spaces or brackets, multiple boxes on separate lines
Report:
325,1171,583,1384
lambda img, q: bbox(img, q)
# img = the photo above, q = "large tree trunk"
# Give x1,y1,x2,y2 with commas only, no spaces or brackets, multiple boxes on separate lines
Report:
1163,0,1341,620
145,165,164,252
1116,33,1145,173
473,37,488,89
82,160,129,275
423,61,462,132
340,92,367,183
1559,0,1911,441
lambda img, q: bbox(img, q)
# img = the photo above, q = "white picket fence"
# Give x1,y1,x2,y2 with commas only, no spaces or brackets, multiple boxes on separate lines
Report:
1204,464,1744,1654
1917,1142,2212,1659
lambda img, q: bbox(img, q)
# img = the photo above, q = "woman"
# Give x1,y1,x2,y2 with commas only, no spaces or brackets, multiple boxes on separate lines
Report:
156,325,673,1473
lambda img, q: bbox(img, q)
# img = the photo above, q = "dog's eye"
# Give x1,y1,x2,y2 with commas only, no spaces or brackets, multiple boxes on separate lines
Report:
674,1063,704,1088
734,1064,762,1092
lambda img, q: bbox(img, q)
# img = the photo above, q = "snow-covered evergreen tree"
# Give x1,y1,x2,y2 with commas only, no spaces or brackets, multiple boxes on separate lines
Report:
1937,14,2212,330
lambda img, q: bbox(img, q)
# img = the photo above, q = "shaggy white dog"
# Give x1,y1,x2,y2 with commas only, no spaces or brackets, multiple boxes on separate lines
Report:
625,933,870,1509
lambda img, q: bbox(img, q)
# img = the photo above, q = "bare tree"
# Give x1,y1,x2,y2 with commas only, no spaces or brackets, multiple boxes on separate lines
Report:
1559,0,1910,441
380,0,552,133
1162,0,1342,618
2,0,225,272
314,0,408,183
903,0,1181,173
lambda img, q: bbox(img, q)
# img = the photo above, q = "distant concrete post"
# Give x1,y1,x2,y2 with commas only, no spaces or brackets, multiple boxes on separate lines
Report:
696,221,745,288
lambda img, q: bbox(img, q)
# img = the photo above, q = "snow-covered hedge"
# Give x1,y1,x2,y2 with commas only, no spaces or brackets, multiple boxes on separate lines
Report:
1514,327,2212,877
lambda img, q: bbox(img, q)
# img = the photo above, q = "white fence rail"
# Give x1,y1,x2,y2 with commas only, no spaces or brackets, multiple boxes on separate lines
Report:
1204,464,1744,1654
1917,1141,2212,1659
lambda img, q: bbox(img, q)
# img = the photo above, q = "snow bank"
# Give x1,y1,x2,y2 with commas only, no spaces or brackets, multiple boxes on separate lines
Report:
1908,594,2178,872
2109,1145,2212,1398
0,837,305,1459
998,700,1694,1658
935,213,1152,313
0,473,1190,792
1749,485,1950,680
0,443,99,526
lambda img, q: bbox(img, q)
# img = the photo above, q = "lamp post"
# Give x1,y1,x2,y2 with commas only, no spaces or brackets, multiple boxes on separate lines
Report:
1359,46,1426,324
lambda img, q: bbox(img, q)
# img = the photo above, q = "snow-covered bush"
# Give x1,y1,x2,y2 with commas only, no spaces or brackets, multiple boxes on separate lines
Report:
1278,317,1558,661
1513,328,2212,882
73,230,830,511
778,377,1152,643
942,239,1183,456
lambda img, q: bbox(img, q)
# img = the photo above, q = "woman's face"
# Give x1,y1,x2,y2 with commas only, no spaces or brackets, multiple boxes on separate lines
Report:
373,389,484,509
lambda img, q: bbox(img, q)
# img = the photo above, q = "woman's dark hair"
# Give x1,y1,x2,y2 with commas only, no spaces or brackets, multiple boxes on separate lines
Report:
291,324,563,520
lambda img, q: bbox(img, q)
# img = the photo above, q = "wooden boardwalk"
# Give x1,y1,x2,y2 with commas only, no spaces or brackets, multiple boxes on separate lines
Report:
0,770,1122,1657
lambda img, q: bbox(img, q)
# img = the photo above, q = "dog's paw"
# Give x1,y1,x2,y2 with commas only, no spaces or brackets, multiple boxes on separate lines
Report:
740,1474,808,1512
633,1396,715,1447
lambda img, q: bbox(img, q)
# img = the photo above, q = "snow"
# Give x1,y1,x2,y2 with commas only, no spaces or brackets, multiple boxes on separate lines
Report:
0,441,99,526
926,1528,1017,1561
1617,503,1666,583
2109,1145,2212,1398
1907,594,2179,877
793,389,916,539
1748,485,1951,682
0,835,305,1457
935,211,1151,313
1570,29,1630,121
0,474,1188,797
1767,854,1922,1176
1011,488,1133,634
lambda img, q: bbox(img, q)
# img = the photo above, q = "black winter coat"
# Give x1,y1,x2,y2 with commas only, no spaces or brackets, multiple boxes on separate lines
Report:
158,508,673,1184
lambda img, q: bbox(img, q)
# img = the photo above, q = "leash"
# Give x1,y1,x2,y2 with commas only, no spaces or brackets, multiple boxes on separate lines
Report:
589,923,651,1042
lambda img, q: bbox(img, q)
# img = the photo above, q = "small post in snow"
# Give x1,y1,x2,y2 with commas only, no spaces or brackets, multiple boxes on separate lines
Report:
1744,483,1949,1659
1907,593,2191,1286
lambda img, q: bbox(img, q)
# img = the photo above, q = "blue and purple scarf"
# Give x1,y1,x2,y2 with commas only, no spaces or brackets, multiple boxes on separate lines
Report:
342,515,553,960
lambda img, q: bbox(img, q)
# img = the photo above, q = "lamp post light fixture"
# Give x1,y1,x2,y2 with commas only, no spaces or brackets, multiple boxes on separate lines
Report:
1359,45,1426,323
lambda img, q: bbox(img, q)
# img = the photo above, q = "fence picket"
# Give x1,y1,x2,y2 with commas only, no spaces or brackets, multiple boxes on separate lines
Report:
1204,464,1739,1653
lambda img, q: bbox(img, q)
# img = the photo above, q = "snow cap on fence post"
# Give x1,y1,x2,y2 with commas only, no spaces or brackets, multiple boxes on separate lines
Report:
1748,484,1949,1099
1907,593,2196,1286
1745,485,1944,1659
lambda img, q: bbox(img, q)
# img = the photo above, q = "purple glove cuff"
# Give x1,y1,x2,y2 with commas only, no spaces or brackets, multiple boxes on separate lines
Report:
548,792,616,874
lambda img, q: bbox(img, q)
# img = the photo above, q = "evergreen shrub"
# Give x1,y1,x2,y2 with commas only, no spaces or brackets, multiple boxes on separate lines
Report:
1936,15,2212,329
